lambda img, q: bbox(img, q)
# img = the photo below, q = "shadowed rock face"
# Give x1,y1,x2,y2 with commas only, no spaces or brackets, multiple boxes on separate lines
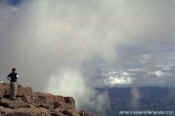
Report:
0,83,98,116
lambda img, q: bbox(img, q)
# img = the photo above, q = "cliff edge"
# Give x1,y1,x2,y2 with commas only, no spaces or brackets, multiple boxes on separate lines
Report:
0,83,98,116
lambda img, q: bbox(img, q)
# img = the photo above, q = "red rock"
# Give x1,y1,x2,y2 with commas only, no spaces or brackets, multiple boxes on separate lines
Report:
79,110,98,116
0,83,98,116
2,107,49,116
17,85,33,97
0,83,33,98
0,83,10,97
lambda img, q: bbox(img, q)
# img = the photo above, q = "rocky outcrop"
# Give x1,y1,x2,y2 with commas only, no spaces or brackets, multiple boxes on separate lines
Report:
0,83,98,116
79,110,99,116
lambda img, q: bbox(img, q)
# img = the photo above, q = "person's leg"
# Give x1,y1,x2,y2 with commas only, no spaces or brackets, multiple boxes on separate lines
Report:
10,82,17,100
14,82,17,99
10,82,13,99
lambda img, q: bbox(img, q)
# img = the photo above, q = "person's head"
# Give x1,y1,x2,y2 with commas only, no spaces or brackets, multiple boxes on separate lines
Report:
12,68,16,72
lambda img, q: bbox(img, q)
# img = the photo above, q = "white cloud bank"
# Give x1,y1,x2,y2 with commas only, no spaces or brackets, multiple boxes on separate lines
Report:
104,72,133,87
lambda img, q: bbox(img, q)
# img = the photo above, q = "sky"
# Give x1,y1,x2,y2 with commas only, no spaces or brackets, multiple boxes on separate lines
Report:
0,0,175,114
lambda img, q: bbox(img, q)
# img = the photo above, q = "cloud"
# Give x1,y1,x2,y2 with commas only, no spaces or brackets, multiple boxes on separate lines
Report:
138,54,151,64
104,71,133,87
152,70,165,77
46,68,110,114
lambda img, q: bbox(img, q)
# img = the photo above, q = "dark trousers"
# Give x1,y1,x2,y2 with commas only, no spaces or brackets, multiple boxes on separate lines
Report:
10,82,17,99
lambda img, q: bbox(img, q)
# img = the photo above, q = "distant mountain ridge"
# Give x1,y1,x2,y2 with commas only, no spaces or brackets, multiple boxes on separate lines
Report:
95,87,175,116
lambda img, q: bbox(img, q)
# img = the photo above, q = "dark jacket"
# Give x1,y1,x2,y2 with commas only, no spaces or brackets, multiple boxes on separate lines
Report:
7,72,18,82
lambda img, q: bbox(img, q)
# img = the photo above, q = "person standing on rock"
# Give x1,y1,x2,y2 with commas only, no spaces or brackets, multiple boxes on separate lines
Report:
7,68,19,100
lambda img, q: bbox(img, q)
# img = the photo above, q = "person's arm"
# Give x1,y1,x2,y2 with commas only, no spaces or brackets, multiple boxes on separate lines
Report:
7,74,11,80
16,73,19,79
